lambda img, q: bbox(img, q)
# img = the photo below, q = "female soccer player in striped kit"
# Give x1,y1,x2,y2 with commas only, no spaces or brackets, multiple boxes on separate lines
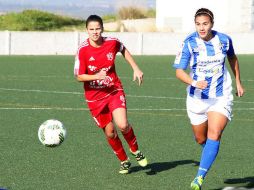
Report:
74,15,147,174
173,8,244,189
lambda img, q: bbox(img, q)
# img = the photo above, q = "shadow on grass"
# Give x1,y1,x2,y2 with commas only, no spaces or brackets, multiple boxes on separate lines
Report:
130,159,199,175
212,176,254,190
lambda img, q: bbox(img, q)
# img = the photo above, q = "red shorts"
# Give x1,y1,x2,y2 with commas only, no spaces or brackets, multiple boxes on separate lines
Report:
87,90,127,128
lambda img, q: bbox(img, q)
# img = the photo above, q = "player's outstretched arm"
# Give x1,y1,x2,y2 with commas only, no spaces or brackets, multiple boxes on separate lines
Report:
121,48,143,86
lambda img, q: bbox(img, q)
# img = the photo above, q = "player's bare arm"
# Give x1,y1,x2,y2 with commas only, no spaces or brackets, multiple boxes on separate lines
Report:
227,55,245,97
121,47,143,86
176,69,208,89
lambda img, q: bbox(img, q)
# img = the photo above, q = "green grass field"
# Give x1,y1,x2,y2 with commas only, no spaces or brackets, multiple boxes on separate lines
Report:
0,55,253,190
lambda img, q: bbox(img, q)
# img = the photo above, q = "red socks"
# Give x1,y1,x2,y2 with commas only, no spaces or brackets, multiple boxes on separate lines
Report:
107,127,139,161
122,127,138,152
107,135,128,161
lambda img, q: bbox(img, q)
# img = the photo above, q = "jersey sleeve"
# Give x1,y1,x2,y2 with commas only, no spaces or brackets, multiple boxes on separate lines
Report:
226,36,235,57
74,48,86,76
116,39,125,53
173,41,191,70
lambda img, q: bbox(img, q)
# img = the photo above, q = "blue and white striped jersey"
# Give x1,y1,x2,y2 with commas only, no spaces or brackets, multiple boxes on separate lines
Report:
173,30,235,99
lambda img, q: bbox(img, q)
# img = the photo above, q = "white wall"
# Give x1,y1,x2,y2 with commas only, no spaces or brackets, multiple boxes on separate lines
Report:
156,0,254,33
0,31,254,55
0,31,10,54
8,32,79,55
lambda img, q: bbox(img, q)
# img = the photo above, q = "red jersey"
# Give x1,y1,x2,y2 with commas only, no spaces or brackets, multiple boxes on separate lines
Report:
74,37,124,102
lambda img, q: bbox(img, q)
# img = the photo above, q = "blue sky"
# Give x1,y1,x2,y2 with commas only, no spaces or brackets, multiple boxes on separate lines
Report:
0,0,156,18
0,0,155,7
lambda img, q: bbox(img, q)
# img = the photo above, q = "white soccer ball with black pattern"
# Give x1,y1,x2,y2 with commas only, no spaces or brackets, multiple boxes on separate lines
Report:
38,119,66,147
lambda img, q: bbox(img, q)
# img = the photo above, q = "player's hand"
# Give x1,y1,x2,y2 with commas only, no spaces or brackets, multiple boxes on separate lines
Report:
236,82,244,97
133,68,143,86
96,69,107,80
192,80,208,89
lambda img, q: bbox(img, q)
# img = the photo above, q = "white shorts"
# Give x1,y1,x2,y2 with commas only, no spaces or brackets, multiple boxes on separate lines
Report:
186,95,233,125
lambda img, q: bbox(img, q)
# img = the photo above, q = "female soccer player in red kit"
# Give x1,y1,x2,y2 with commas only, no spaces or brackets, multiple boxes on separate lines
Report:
74,15,148,174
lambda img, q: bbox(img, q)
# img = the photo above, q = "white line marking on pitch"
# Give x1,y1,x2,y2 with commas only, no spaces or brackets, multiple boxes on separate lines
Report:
0,107,254,111
0,87,254,103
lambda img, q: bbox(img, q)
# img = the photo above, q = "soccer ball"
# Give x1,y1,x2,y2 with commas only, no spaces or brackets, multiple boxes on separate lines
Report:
38,119,66,147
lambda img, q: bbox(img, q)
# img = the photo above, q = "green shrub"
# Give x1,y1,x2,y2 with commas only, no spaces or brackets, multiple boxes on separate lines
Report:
102,14,117,23
146,9,156,18
117,6,146,19
0,9,84,31
117,6,156,20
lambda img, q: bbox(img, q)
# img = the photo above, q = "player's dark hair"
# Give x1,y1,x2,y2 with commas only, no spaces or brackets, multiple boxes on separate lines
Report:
85,15,104,28
195,8,214,23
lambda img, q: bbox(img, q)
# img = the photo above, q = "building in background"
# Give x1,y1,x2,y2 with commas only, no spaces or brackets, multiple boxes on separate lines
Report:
156,0,254,33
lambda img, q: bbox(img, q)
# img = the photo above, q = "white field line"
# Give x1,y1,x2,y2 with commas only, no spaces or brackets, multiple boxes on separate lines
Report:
2,75,254,82
0,87,254,103
0,107,185,111
1,76,177,80
0,87,184,99
0,107,89,110
0,107,254,111
0,87,82,95
222,187,254,190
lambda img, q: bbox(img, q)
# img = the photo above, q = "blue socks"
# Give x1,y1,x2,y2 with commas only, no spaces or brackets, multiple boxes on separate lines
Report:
197,139,220,178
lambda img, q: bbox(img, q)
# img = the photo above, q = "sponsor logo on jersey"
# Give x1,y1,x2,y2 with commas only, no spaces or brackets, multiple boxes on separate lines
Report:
89,76,114,89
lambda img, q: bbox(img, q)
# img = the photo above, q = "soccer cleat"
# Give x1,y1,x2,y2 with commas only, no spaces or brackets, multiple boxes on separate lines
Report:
190,176,204,190
130,150,148,167
119,159,131,174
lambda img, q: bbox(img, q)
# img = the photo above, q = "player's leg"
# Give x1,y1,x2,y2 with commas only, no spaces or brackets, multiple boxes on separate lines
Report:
187,96,209,190
187,95,209,147
195,96,232,180
112,107,138,150
90,100,130,174
103,121,131,174
197,111,228,178
191,121,208,190
112,107,148,167
207,111,228,140
191,112,228,190
192,121,208,147
103,121,128,162
109,92,139,151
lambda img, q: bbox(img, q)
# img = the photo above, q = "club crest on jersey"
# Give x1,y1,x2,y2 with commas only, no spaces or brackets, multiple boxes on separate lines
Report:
106,52,113,61
218,42,228,52
218,42,223,50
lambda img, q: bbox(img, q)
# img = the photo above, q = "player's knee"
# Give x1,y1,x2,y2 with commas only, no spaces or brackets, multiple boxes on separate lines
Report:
208,129,223,141
118,122,130,133
105,131,116,139
104,128,116,139
195,137,207,145
208,133,222,141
